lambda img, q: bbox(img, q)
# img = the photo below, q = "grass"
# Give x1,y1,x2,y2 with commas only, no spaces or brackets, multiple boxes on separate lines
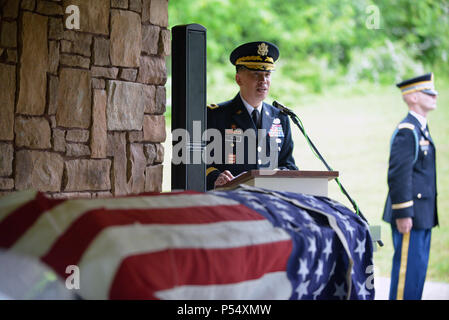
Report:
162,74,449,283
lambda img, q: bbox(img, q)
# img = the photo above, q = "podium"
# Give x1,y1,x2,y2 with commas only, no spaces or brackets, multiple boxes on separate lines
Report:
217,170,338,197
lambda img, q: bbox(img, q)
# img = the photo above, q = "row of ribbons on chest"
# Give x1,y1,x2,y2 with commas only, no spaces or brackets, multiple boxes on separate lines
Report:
253,110,284,138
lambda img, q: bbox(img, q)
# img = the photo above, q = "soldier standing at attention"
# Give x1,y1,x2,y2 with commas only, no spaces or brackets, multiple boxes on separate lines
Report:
383,73,439,300
206,41,297,190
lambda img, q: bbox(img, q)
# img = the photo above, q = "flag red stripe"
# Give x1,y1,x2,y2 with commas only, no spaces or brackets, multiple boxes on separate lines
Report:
109,240,293,299
110,190,201,198
0,190,200,248
42,204,265,276
0,193,64,248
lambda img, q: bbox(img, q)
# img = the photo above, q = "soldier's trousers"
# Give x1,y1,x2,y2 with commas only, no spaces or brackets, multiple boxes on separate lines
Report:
389,226,431,300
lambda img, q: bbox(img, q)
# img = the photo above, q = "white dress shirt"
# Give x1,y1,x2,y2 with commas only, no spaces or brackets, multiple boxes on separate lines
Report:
240,93,263,117
409,110,427,130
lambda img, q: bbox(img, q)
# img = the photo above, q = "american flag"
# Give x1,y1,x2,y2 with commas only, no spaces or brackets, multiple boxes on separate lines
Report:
0,186,374,300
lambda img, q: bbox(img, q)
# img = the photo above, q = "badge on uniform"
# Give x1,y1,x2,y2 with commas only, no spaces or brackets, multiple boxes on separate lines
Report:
419,137,429,152
268,121,284,137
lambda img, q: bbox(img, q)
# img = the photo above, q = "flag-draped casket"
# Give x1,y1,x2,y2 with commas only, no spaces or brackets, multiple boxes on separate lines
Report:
0,185,374,300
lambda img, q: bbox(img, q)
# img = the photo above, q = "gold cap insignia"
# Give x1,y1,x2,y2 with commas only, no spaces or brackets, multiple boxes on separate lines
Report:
257,43,269,56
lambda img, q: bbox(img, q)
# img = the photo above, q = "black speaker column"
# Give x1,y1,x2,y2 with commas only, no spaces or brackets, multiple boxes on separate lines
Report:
171,24,207,192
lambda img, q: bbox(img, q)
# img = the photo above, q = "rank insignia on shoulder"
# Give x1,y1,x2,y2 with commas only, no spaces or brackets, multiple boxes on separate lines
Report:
207,104,219,110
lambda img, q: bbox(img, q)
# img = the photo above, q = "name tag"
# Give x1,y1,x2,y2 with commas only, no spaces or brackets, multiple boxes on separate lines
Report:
225,129,242,142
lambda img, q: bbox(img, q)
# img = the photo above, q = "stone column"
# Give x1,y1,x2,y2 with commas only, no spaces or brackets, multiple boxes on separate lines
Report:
0,0,170,198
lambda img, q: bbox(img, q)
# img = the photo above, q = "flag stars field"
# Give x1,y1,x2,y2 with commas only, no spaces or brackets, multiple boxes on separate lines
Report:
355,238,366,261
323,238,333,261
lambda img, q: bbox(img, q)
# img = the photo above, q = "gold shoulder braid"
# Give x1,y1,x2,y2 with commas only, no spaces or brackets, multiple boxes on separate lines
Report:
207,104,219,110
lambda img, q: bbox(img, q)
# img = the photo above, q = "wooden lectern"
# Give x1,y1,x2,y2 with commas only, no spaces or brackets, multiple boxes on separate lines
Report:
217,170,338,197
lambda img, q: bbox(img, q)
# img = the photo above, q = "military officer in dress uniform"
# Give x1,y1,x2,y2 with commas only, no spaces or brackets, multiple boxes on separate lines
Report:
383,73,439,300
206,41,298,190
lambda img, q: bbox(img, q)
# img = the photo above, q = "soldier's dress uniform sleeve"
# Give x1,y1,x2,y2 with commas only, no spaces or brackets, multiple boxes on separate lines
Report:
206,167,220,190
278,113,298,170
388,127,415,219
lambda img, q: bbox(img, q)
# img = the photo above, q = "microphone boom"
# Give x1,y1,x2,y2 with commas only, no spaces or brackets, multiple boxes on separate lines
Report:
272,101,296,116
271,101,382,247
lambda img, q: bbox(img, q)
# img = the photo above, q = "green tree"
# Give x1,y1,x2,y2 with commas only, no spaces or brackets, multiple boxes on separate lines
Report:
169,0,449,91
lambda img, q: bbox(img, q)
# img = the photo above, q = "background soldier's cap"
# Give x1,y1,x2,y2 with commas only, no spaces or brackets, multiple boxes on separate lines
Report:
396,72,438,96
230,41,279,71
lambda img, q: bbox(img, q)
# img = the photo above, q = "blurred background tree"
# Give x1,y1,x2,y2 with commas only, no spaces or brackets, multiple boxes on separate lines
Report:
169,0,449,96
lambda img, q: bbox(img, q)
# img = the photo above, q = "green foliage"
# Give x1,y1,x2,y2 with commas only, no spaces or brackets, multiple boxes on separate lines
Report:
169,0,449,92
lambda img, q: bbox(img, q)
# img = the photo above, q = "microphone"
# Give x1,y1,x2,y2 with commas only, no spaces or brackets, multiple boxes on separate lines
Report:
272,101,296,116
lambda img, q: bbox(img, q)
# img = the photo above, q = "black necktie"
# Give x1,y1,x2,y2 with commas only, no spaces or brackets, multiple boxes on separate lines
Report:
252,109,260,129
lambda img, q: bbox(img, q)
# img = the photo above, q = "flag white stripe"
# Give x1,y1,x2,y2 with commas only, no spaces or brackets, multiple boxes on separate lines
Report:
78,220,291,299
0,190,37,221
12,194,239,257
155,271,292,300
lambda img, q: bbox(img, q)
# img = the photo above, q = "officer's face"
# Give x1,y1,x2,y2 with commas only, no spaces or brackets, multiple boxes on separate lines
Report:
418,91,437,111
236,69,271,106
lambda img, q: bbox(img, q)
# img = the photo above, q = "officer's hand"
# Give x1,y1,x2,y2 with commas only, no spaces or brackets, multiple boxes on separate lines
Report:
214,170,235,188
396,217,413,234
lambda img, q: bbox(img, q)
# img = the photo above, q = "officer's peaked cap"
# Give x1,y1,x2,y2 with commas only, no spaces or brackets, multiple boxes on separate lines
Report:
230,41,279,71
396,73,438,96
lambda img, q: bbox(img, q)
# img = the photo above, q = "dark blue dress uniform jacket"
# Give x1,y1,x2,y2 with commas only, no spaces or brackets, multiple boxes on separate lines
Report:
206,94,298,190
383,113,438,229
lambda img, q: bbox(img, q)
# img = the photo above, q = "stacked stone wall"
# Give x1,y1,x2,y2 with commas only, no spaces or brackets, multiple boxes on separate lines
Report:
0,0,169,198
